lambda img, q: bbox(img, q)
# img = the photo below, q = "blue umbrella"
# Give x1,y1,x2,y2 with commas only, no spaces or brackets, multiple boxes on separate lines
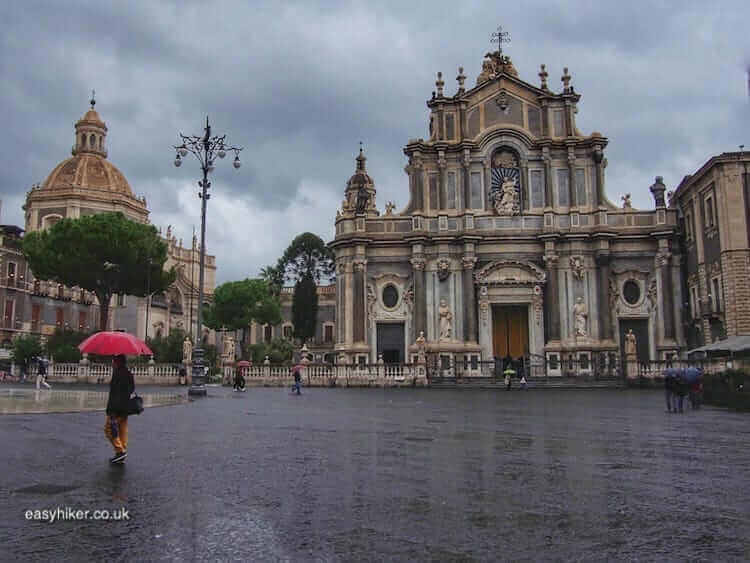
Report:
682,367,702,383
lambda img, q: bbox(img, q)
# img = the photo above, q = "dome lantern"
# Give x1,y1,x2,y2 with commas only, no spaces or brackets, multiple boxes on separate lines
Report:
72,90,108,158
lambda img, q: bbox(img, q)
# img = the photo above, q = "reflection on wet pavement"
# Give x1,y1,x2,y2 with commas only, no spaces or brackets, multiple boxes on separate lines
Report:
0,388,185,414
1,388,749,561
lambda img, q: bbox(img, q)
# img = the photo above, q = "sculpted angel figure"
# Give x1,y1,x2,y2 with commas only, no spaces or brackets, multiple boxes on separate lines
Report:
573,297,588,337
438,299,452,340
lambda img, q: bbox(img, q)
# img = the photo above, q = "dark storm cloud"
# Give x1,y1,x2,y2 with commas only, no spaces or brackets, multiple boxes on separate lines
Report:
2,0,749,283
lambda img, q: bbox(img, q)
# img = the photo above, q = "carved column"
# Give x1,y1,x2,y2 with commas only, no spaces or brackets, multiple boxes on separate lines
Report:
595,252,612,340
462,256,478,343
658,250,675,340
411,255,427,340
335,259,346,345
437,152,446,210
461,151,471,212
520,158,529,211
353,259,367,343
568,149,577,208
484,158,492,210
592,146,603,208
542,149,553,208
544,253,560,341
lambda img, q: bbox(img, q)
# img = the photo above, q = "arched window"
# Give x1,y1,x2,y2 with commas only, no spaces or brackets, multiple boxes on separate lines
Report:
89,134,95,148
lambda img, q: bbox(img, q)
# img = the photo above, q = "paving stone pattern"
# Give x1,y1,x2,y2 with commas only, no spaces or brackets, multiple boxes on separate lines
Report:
1,388,749,561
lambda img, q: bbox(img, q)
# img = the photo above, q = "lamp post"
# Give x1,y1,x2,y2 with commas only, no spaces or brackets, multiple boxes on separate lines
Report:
173,116,242,397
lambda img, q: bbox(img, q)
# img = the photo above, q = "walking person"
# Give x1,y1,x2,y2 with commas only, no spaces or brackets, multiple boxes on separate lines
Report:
35,357,51,390
520,375,527,390
664,370,674,413
504,371,512,391
673,373,687,414
104,355,134,464
291,364,302,395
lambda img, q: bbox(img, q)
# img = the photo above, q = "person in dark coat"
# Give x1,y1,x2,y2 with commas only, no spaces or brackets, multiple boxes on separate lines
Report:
104,355,135,464
664,370,674,412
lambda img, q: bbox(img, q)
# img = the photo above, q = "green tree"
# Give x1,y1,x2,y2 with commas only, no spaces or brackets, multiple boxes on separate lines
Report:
45,327,90,362
292,273,318,342
265,232,333,345
23,212,176,332
203,278,281,356
259,265,284,297
146,328,186,364
12,335,43,374
278,232,334,284
247,338,294,364
203,278,281,332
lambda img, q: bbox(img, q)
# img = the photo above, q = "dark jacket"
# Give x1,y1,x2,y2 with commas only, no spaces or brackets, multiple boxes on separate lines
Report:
106,365,135,416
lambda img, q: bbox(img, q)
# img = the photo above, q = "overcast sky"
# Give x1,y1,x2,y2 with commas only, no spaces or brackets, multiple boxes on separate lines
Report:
2,1,748,284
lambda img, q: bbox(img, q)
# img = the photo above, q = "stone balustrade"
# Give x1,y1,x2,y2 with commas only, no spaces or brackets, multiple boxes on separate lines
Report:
239,362,427,388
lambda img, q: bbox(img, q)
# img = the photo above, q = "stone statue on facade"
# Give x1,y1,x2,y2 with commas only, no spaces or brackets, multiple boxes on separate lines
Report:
625,329,637,356
624,329,638,379
621,193,633,210
438,299,452,341
573,297,588,337
385,201,396,215
182,336,192,364
492,177,520,216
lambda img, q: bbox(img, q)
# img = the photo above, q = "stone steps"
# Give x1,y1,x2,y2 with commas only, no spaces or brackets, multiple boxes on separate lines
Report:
428,377,624,390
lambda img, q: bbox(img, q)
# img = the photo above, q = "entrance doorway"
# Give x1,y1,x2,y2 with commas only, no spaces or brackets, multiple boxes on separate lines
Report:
619,319,649,362
377,322,405,364
492,305,529,360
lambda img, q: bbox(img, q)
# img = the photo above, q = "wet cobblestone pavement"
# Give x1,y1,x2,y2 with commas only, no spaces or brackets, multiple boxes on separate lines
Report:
2,387,749,561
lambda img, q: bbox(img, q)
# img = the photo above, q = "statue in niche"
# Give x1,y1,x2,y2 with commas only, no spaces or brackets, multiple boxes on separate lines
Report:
490,151,520,216
182,336,193,364
625,329,637,357
573,297,588,337
438,299,452,341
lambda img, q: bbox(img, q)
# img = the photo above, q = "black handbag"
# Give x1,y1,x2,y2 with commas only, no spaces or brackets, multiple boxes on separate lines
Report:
127,394,144,415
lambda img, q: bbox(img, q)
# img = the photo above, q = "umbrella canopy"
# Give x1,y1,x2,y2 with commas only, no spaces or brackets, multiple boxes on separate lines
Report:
236,360,251,368
78,331,153,356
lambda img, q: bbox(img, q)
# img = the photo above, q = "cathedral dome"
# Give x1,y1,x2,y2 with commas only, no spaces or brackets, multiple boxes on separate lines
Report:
41,153,134,197
40,96,134,198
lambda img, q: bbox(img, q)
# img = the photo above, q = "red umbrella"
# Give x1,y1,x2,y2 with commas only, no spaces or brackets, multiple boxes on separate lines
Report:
78,331,153,356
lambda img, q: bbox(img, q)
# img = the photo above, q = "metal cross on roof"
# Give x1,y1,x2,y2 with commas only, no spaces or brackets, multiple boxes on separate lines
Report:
491,26,511,55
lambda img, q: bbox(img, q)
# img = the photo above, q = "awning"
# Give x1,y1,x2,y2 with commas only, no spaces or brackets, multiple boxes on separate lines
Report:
688,335,750,355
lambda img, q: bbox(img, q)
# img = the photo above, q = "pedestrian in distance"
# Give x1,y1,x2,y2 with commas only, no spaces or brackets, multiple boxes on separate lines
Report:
664,369,675,413
673,372,687,414
504,371,512,391
35,357,51,390
520,375,527,390
291,364,302,395
233,369,246,392
104,355,135,464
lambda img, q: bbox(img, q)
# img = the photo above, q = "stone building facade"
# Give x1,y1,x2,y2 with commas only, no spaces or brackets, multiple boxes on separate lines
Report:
247,284,336,362
672,151,750,348
330,49,683,369
4,98,216,345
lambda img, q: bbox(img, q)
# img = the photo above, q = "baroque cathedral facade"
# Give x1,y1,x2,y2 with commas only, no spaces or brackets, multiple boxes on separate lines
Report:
329,50,683,371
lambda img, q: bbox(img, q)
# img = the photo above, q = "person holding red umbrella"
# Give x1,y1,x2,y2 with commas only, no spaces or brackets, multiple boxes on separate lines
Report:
104,354,135,464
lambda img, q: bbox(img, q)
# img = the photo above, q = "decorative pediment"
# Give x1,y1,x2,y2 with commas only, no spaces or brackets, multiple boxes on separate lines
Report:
474,260,546,285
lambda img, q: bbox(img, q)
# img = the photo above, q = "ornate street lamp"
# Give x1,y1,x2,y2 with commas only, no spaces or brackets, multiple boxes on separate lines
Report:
173,117,242,396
